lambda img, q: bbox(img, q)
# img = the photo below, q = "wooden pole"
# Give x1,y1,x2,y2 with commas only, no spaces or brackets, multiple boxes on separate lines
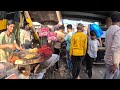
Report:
56,11,62,23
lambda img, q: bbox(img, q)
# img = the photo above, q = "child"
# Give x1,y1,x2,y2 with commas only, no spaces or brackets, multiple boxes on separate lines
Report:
86,30,100,79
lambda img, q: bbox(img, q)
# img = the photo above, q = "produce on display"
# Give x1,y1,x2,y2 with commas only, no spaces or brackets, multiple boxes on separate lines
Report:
8,56,19,63
8,47,51,65
37,45,52,57
24,54,36,60
29,48,38,53
15,59,24,64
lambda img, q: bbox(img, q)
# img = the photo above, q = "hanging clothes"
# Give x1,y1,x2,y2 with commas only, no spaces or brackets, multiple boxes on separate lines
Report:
0,11,7,30
0,20,3,30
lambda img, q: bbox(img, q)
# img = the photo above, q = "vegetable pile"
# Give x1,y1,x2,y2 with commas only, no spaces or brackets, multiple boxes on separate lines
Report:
37,45,52,57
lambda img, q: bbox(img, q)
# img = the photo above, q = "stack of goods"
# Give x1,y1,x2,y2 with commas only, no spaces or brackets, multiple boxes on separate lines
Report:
8,48,43,65
39,27,50,46
8,46,52,65
37,45,52,60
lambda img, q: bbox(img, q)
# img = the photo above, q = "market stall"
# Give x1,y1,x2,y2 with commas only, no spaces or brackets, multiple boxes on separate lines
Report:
0,11,61,79
0,45,57,79
0,26,59,79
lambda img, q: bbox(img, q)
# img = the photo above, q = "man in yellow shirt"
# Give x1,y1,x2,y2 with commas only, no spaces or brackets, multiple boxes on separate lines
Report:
70,24,87,79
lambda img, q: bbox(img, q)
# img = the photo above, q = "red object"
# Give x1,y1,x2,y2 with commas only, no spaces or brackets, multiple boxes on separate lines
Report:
38,45,52,57
8,56,19,63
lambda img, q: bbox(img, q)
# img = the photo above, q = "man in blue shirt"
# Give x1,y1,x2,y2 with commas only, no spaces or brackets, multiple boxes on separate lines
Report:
64,24,74,71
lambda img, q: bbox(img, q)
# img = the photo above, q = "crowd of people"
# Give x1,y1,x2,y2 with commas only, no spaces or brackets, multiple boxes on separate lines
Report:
53,22,98,79
0,11,120,79
52,11,120,79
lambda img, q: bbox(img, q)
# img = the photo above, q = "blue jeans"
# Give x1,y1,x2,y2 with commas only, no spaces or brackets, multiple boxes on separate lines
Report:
66,51,73,71
104,64,120,79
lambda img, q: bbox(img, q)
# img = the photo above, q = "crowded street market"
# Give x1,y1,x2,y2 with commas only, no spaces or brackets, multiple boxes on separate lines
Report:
0,11,120,79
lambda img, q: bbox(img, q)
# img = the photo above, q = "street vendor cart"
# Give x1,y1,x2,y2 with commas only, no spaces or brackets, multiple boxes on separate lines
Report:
0,46,58,79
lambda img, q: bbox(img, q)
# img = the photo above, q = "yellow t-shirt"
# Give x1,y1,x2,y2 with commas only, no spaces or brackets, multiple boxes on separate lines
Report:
70,32,87,56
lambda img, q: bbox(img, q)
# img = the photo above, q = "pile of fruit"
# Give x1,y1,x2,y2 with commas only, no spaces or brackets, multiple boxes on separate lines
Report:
28,48,38,53
8,46,52,65
24,54,36,59
37,45,52,57
8,55,19,63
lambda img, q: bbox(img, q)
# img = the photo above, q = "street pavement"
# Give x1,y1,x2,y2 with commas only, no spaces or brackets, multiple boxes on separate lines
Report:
54,59,105,79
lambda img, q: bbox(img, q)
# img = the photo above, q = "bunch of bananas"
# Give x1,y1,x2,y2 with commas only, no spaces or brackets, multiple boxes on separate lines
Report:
24,54,36,59
15,59,23,64
29,48,38,53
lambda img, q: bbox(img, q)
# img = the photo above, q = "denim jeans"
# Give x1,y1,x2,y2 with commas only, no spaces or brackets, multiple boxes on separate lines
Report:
104,64,120,79
66,51,73,71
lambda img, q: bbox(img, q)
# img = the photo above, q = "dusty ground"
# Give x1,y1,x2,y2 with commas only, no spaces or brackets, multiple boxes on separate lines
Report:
80,64,105,79
44,58,106,79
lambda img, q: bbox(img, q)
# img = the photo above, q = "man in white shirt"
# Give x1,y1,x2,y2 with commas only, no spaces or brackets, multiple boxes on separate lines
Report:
20,22,32,49
104,12,120,79
86,30,100,79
